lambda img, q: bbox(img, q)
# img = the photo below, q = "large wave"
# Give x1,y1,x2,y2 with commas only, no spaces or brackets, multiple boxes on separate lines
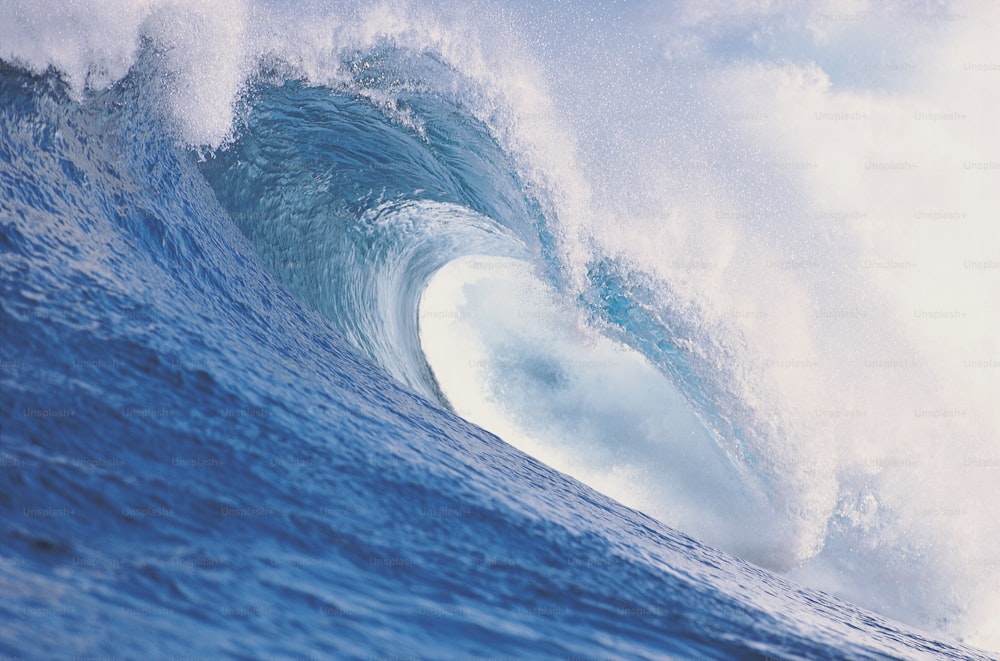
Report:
3,0,998,651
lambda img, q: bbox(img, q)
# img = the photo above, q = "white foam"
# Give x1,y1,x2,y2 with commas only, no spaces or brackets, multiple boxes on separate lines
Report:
0,0,250,146
548,0,1000,649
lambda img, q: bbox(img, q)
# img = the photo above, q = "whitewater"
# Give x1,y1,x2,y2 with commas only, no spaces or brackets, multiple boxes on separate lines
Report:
1,0,998,658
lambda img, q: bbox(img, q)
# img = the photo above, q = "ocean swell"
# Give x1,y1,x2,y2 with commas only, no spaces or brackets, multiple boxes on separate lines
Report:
2,0,999,652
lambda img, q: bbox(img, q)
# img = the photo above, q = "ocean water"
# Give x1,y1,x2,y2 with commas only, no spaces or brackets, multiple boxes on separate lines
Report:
2,1,999,659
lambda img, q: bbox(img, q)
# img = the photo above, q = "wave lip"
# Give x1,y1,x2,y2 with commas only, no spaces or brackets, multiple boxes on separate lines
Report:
341,199,523,401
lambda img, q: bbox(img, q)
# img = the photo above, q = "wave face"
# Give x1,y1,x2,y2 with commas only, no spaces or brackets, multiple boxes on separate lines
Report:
198,73,536,402
2,0,999,658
